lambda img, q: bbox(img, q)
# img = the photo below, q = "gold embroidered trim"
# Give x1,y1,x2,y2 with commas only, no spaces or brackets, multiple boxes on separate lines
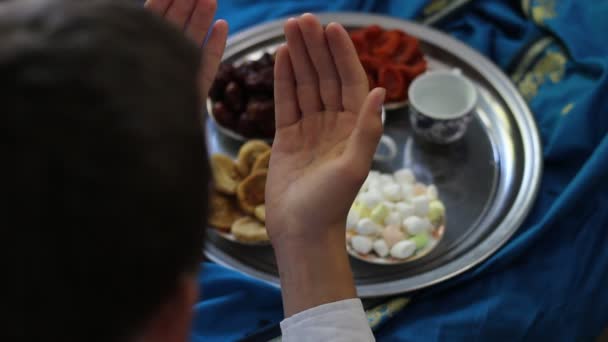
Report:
561,103,575,116
511,36,555,83
521,0,531,17
531,0,557,26
424,0,450,16
517,49,567,101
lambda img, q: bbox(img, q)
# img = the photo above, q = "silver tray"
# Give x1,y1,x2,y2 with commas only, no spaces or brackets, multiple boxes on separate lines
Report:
204,13,542,297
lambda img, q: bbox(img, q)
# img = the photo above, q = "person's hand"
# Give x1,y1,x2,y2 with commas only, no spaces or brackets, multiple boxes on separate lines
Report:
266,14,385,316
144,0,228,100
267,14,385,245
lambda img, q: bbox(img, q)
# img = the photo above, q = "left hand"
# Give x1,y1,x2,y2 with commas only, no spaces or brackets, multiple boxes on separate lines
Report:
144,0,228,99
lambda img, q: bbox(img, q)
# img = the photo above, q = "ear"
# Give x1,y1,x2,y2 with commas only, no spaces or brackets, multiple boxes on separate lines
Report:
138,273,199,342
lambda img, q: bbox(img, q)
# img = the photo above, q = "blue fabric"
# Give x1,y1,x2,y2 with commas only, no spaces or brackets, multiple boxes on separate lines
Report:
194,0,608,340
190,263,283,341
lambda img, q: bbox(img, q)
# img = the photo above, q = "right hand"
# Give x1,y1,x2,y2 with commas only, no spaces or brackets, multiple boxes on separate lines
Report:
266,14,386,246
265,14,385,316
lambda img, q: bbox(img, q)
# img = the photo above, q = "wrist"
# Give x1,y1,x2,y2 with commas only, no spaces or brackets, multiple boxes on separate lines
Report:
269,221,346,248
271,224,357,317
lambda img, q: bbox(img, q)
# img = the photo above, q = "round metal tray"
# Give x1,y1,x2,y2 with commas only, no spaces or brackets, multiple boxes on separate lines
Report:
204,13,542,297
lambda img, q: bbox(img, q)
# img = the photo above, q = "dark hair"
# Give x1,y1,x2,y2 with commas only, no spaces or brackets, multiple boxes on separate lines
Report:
3,0,209,341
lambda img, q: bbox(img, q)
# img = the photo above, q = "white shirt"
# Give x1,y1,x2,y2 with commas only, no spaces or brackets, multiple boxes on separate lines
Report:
280,298,375,341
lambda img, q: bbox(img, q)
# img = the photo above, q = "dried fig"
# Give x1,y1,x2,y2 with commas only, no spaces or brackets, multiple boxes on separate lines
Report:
251,149,271,173
231,217,269,243
210,154,241,195
236,170,267,214
208,192,242,231
254,205,266,223
236,140,271,177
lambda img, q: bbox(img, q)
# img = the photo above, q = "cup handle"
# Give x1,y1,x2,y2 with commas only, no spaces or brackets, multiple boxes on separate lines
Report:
374,135,398,162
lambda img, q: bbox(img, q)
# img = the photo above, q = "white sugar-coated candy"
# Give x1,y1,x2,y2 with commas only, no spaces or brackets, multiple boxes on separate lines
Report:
373,239,389,257
403,216,432,235
356,218,382,236
367,187,384,199
368,178,382,191
427,184,438,200
359,192,383,208
395,202,415,218
353,201,371,218
351,236,373,254
410,233,430,249
360,179,370,193
372,192,388,203
365,172,378,185
370,203,390,224
390,240,417,259
401,183,414,200
384,211,402,227
428,200,446,224
382,201,396,210
383,224,405,248
346,208,360,229
379,174,394,185
382,183,402,201
394,168,415,184
412,195,430,216
413,183,428,196
362,172,379,192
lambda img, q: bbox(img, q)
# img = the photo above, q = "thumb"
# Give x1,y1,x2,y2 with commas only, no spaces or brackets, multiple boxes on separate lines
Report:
346,87,386,165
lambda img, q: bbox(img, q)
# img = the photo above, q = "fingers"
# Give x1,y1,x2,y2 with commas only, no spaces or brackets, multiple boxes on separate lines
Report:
186,0,217,44
345,88,385,166
325,23,369,114
144,0,172,16
298,14,342,112
284,18,324,114
274,45,301,129
199,20,228,99
146,0,218,45
146,0,225,98
164,0,196,30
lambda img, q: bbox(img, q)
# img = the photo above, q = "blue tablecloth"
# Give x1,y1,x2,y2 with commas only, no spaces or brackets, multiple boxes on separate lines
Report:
192,1,608,340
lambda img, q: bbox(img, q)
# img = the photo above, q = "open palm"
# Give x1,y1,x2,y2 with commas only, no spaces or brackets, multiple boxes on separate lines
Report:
145,0,228,100
266,14,386,243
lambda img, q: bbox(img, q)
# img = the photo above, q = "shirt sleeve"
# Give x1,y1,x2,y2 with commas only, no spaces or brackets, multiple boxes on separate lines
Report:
280,298,375,342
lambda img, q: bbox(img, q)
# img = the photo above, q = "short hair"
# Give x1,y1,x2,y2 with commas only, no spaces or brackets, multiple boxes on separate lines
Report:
3,0,209,341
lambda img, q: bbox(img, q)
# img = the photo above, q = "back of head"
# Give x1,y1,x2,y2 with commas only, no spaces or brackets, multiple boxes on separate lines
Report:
2,0,208,340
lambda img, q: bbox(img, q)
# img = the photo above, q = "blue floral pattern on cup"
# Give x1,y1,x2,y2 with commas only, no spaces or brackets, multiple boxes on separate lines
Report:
410,108,473,144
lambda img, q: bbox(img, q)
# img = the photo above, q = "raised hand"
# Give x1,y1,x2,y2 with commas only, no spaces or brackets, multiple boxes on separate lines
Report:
144,0,228,99
267,14,385,244
266,14,385,316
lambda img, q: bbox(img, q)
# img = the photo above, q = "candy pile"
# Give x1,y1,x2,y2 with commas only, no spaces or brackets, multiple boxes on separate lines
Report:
347,169,446,260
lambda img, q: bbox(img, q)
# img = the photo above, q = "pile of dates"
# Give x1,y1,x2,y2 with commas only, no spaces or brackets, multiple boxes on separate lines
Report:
209,53,275,139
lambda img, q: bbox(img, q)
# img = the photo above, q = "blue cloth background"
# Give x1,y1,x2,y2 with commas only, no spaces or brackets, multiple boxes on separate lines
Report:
192,0,608,341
